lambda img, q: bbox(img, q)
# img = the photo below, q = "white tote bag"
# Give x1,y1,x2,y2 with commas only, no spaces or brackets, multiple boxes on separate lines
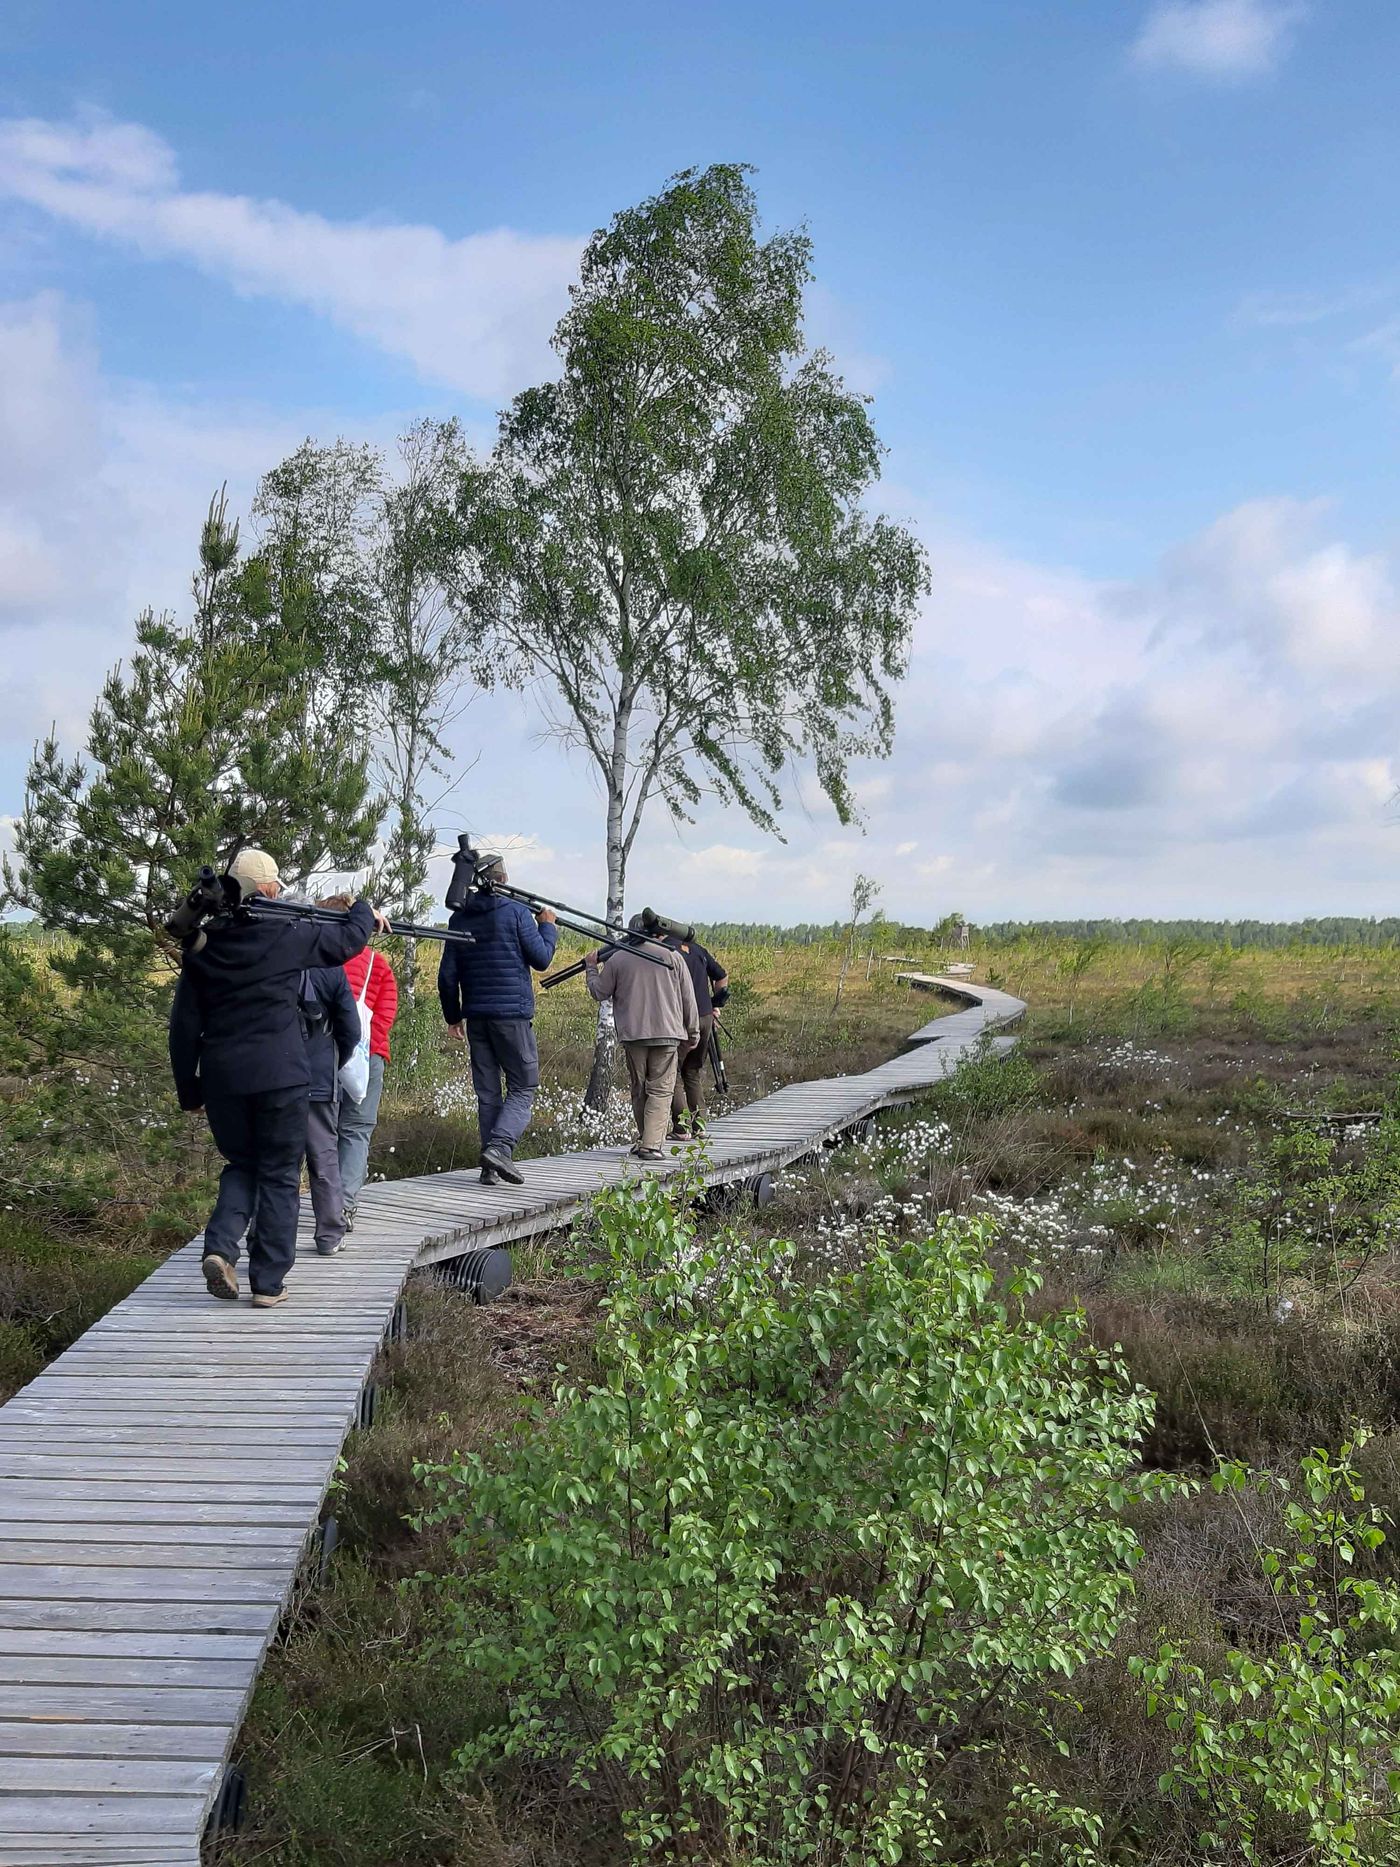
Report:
338,957,375,1105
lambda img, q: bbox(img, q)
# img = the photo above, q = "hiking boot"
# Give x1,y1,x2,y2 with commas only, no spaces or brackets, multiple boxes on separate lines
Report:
316,1237,346,1257
343,1202,356,1234
480,1165,499,1186
481,1144,524,1185
251,1288,289,1308
202,1254,238,1301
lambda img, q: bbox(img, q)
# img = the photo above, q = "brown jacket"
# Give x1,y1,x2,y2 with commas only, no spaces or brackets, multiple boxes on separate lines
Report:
587,943,699,1046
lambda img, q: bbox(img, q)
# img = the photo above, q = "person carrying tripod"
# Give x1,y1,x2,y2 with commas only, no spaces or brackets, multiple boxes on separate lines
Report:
169,849,389,1307
586,920,699,1159
665,930,728,1138
437,855,558,1185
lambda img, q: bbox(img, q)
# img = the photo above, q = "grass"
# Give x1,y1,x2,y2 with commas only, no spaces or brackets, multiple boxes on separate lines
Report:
0,1218,161,1403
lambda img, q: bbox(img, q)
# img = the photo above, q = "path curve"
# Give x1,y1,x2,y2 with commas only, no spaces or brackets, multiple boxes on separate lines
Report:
0,976,1024,1866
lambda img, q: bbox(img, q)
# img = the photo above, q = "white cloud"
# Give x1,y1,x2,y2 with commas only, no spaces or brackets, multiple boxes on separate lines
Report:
0,289,342,797
1131,0,1306,79
675,844,767,882
4,290,1399,926
0,110,581,398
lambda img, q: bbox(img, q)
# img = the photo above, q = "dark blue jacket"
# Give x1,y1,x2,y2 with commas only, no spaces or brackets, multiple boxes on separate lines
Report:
437,891,558,1022
169,899,374,1107
303,965,361,1103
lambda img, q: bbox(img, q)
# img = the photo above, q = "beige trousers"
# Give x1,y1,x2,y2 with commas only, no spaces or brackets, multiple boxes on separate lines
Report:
624,1041,681,1149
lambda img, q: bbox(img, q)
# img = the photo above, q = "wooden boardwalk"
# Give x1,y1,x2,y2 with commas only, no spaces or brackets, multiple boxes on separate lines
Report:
0,978,1023,1867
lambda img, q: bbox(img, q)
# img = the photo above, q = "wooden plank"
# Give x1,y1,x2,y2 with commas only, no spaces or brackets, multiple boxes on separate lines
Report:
0,1431,347,1452
0,1851,201,1866
0,1655,254,1688
0,1631,265,1662
0,1492,314,1521
0,1566,289,1603
0,1756,221,1796
0,1720,228,1758
0,1793,205,1833
0,1543,299,1571
0,1521,300,1549
0,1458,332,1483
0,1851,200,1865
0,1486,317,1516
0,1685,247,1724
0,1602,274,1635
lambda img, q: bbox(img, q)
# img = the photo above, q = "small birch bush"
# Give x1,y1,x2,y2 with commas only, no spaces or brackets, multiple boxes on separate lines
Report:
420,1177,1158,1864
1133,1442,1400,1865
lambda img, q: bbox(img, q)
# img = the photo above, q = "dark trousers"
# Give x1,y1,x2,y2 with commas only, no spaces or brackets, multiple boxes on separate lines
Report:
203,1085,308,1297
672,1014,713,1123
465,1017,539,1158
305,1098,346,1248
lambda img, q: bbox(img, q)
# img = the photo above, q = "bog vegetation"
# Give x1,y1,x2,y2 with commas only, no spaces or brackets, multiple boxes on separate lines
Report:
5,923,1400,1861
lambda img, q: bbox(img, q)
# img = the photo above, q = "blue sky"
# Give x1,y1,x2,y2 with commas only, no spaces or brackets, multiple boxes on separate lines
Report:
2,0,1398,923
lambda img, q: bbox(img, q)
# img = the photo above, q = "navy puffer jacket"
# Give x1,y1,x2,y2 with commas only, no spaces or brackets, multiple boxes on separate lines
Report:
303,965,360,1103
437,891,558,1021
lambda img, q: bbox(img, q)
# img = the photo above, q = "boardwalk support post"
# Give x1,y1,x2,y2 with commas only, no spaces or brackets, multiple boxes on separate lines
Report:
208,1765,247,1833
318,1515,340,1584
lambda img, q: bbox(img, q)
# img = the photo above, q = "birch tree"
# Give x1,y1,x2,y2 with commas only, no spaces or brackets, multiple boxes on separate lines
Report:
366,418,477,997
450,164,928,1102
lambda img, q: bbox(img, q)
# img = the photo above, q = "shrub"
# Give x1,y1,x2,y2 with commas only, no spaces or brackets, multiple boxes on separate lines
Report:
421,1177,1160,1865
1132,1443,1400,1865
930,1039,1041,1122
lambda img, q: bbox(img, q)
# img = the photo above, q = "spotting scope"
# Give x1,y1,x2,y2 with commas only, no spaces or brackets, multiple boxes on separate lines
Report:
540,904,686,991
445,835,671,968
165,867,477,953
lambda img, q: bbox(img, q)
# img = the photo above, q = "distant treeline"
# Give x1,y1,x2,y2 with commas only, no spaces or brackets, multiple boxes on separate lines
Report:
975,919,1400,950
694,917,1400,950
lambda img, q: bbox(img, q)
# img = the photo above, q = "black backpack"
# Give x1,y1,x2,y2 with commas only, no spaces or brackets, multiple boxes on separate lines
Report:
298,970,330,1041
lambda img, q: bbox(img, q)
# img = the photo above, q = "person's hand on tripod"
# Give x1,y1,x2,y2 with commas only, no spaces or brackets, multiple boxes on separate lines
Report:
371,905,393,934
536,906,557,925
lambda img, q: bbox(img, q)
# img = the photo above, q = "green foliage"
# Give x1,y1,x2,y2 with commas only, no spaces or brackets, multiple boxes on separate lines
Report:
1216,1118,1400,1307
420,1177,1157,1864
930,1038,1041,1122
0,481,389,1232
450,162,928,921
1133,1443,1400,1865
0,925,216,1237
5,488,378,995
362,419,477,938
0,1217,160,1400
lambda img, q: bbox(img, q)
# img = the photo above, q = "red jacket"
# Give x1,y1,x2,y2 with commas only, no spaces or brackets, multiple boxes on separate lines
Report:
343,948,399,1062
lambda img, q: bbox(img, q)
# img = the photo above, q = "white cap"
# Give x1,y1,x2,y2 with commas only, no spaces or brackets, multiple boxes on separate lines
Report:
227,848,281,898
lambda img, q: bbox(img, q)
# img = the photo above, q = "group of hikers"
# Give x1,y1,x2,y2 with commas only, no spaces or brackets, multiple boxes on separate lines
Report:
169,847,727,1307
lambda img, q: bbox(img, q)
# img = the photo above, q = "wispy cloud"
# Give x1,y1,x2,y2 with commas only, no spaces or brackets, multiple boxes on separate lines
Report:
1131,0,1306,80
0,110,582,399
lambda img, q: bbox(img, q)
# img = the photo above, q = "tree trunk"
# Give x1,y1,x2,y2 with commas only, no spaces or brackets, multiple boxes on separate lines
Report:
583,765,629,1111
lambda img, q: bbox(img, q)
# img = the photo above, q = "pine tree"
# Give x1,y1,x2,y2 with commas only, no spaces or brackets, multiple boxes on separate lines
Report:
5,488,380,1000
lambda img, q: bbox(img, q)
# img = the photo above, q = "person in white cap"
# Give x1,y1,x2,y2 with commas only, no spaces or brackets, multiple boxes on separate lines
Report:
169,848,388,1307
